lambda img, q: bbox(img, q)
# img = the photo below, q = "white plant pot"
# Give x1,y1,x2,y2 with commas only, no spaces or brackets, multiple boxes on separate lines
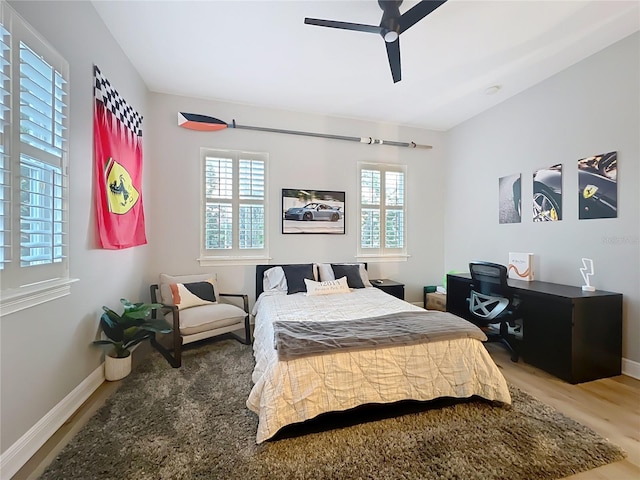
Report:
104,352,132,381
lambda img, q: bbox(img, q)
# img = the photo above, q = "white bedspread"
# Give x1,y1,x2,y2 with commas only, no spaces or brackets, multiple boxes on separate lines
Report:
247,287,511,443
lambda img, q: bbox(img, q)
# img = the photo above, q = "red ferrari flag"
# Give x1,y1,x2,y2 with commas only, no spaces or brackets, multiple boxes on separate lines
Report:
93,65,147,249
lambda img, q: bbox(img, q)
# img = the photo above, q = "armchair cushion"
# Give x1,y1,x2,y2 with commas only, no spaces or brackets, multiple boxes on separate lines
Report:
165,302,248,336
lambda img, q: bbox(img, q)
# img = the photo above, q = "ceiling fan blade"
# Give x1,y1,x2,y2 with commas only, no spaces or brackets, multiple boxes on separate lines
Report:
398,0,447,34
304,18,383,35
385,38,401,83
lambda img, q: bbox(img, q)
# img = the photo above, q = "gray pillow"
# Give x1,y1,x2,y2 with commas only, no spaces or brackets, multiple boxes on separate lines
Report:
331,264,365,289
282,264,315,294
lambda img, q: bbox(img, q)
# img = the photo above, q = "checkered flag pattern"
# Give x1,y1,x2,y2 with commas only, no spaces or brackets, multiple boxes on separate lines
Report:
94,65,143,137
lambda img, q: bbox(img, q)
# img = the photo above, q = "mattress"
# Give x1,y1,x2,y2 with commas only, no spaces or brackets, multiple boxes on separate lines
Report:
246,287,511,443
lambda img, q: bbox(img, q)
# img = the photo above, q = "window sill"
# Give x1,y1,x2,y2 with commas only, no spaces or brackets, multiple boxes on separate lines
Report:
198,255,272,267
0,278,79,317
355,254,410,263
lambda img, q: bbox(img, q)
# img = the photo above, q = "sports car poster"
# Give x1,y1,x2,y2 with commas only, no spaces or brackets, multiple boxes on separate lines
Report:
498,173,521,224
282,189,345,234
578,151,617,219
532,164,563,222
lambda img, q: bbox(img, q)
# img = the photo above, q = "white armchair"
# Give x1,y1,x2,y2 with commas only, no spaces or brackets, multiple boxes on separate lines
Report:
149,273,251,367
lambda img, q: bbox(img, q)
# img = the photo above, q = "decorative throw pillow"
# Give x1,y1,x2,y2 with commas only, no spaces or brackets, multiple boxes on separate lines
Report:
304,276,351,296
159,273,217,305
169,280,217,310
282,264,315,294
331,264,365,289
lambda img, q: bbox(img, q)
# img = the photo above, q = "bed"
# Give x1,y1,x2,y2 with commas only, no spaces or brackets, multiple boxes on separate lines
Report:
246,263,511,443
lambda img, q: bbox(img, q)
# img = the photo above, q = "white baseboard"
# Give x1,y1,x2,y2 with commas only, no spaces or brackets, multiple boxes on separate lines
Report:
0,364,105,480
622,357,640,380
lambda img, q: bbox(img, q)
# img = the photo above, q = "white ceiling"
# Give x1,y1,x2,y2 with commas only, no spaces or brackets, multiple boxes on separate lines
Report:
92,0,640,131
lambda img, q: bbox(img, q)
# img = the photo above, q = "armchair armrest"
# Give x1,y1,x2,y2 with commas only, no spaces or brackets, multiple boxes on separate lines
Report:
149,283,182,367
219,293,249,314
150,284,180,325
150,283,161,304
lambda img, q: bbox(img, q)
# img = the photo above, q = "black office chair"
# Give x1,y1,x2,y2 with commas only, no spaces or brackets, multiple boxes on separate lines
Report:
468,261,521,362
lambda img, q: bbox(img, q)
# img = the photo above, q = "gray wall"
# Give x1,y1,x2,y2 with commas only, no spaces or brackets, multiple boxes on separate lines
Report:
444,32,640,362
1,1,149,453
144,93,447,303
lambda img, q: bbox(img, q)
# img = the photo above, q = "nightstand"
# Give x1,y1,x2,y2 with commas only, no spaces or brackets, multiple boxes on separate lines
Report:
370,279,405,300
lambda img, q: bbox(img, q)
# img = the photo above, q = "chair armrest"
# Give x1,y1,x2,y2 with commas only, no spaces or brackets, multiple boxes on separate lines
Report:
150,284,180,328
162,304,180,329
219,293,249,314
150,283,160,303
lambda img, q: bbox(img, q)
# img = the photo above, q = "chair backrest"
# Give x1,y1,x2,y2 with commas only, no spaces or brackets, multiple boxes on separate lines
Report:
468,262,513,322
469,261,510,297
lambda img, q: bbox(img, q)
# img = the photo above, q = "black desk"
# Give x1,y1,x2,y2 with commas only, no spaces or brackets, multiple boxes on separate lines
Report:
446,273,622,384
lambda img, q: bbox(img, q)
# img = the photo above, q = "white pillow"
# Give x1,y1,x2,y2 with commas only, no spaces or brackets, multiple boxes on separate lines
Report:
304,276,351,296
358,265,373,287
316,263,334,282
263,266,287,292
316,263,372,287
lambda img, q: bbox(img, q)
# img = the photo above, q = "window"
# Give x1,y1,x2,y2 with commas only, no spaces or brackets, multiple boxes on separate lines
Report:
358,162,407,260
0,2,71,315
199,148,268,265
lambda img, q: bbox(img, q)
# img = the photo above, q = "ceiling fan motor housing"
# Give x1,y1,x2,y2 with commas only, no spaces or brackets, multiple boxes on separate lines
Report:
305,0,447,83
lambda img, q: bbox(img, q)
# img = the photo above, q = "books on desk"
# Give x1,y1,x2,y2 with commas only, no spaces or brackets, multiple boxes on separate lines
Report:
508,252,534,281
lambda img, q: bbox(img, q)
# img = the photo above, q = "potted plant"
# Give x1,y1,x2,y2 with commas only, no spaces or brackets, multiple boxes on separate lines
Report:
93,298,171,381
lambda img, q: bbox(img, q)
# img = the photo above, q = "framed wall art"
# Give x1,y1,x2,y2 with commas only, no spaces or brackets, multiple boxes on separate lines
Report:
499,173,522,224
533,164,562,222
578,151,617,219
282,189,345,234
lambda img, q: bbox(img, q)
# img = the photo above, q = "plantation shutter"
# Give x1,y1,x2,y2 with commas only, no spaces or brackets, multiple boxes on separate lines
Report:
0,21,10,271
201,149,267,263
358,163,407,259
18,41,67,274
0,1,70,298
238,158,264,249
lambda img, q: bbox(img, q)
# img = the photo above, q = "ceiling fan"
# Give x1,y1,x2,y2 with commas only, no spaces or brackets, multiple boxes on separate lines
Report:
304,0,447,83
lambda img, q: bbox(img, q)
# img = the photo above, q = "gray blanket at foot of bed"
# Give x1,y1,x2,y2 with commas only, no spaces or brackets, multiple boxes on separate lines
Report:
273,310,487,360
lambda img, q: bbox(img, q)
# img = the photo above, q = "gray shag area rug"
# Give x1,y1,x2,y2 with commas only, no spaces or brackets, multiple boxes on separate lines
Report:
40,339,626,480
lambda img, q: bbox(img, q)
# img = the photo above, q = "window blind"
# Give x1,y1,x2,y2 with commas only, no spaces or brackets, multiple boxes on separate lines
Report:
201,149,267,262
0,1,69,295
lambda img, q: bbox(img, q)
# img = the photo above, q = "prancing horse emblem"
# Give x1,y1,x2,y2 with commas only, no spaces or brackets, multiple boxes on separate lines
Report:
583,185,598,199
104,157,140,214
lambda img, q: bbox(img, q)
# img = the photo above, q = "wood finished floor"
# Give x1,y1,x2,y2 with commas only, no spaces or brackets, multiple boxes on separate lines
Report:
12,342,640,480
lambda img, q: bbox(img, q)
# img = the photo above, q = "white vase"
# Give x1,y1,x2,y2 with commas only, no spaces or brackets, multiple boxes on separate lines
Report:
104,352,132,381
